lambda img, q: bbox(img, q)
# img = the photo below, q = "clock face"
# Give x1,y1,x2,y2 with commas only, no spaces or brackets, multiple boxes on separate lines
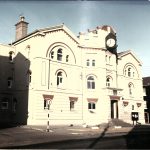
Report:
106,38,116,47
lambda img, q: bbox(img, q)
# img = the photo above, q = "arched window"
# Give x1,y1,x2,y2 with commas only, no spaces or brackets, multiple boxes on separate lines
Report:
106,77,111,87
87,76,95,89
57,72,63,86
57,48,62,61
128,68,131,77
86,59,90,66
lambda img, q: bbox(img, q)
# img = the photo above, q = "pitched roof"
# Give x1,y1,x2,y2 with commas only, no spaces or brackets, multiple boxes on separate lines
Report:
117,50,142,65
143,77,150,86
12,24,79,45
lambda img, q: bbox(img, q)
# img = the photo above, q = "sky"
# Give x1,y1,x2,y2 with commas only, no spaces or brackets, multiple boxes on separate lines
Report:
0,0,150,77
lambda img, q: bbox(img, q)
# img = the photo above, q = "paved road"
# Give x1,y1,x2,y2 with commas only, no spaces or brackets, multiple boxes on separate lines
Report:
0,124,150,149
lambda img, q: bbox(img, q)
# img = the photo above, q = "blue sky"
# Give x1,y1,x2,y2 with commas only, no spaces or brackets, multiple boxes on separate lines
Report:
0,0,150,77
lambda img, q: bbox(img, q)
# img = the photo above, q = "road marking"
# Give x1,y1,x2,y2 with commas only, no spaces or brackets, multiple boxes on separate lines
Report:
71,132,83,135
68,129,88,132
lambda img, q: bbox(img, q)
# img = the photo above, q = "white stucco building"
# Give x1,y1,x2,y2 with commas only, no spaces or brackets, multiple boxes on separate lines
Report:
0,16,146,126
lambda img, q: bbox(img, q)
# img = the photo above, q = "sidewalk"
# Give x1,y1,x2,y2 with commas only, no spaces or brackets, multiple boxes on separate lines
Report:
23,124,134,135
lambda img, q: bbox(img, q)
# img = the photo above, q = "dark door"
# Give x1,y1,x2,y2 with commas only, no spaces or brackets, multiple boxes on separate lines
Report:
111,100,118,119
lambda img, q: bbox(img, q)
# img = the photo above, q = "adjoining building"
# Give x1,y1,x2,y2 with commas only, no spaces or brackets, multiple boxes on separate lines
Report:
0,16,146,126
143,77,150,124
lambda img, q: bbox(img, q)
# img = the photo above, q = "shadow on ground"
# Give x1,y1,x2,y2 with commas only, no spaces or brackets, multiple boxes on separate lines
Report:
125,124,150,149
0,123,19,129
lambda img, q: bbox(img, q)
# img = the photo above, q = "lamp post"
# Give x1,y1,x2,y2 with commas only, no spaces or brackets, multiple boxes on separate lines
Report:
47,100,52,132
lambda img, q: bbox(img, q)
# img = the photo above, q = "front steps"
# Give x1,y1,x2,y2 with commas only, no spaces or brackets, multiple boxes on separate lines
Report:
109,119,132,127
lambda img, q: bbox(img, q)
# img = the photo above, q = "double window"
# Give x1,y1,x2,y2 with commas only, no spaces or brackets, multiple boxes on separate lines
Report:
86,59,95,66
88,102,96,110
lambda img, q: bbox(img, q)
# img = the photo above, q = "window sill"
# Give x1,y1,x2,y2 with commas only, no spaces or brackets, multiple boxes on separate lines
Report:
88,110,96,113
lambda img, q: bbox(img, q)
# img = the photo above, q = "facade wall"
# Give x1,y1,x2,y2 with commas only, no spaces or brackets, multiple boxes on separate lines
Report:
0,22,146,126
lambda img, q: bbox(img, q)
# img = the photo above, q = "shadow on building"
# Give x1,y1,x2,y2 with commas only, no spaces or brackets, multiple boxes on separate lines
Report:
125,124,150,149
0,52,30,128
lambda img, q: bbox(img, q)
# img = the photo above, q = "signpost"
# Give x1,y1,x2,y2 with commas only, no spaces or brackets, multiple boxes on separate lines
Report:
46,100,52,132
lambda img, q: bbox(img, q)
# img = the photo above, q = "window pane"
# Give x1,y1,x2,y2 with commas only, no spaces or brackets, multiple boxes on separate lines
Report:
93,103,96,109
87,82,91,89
92,82,95,89
86,59,90,66
88,103,91,109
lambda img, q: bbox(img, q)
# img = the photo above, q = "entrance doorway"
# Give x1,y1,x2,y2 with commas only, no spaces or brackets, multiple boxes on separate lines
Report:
111,100,118,119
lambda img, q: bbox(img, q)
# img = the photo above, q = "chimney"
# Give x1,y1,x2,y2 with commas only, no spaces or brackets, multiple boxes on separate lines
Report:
15,16,28,41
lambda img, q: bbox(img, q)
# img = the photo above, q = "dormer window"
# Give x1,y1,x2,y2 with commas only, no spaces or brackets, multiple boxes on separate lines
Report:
57,48,62,61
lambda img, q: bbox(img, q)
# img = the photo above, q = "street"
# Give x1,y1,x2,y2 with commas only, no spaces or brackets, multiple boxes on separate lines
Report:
0,124,150,149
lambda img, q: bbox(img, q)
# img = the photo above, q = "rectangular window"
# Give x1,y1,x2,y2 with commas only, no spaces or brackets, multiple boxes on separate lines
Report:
8,79,12,88
70,101,75,111
113,90,117,95
44,100,48,109
87,82,95,89
92,60,95,66
88,102,96,110
86,60,90,66
1,100,9,110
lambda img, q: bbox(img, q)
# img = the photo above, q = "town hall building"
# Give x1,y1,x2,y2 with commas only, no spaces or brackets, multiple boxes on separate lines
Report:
0,16,146,126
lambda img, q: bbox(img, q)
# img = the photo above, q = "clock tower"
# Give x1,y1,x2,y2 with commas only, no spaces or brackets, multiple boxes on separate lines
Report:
105,32,117,54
